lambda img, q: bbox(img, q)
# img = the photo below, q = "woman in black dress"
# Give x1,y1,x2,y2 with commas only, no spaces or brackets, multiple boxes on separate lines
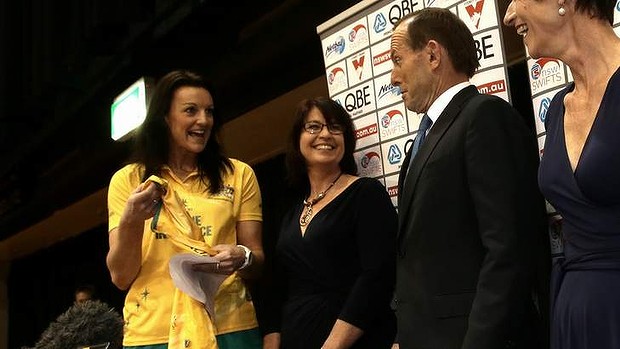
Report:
262,97,397,349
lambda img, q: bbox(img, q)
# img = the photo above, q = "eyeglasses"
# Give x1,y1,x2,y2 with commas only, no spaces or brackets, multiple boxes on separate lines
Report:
303,121,345,135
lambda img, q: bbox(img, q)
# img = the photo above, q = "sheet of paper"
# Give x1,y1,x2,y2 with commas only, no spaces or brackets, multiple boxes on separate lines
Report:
169,253,228,318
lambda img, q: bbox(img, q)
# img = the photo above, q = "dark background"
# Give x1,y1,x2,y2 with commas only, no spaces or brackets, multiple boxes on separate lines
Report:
0,0,362,243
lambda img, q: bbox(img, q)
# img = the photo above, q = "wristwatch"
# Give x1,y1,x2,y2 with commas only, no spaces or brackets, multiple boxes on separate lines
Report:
237,245,253,270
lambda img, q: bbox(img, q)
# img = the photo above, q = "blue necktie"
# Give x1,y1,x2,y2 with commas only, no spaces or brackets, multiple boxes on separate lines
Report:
405,114,433,180
411,113,433,159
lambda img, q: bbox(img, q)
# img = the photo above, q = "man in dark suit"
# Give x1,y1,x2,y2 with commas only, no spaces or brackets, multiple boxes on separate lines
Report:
390,8,549,349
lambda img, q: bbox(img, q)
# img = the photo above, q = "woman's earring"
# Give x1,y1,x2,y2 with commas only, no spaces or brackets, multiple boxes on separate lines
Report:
558,0,566,16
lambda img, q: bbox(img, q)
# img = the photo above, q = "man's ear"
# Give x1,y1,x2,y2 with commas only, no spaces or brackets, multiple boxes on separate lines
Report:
426,40,441,68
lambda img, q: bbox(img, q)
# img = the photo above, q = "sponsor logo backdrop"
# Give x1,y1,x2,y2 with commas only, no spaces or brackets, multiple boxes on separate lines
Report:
318,0,511,206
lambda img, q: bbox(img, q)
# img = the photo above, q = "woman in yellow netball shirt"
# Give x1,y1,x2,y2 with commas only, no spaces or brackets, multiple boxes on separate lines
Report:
106,70,264,349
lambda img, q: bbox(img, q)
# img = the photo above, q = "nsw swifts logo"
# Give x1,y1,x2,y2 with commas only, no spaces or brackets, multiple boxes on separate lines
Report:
325,37,345,58
530,58,563,94
381,110,403,128
348,24,369,51
360,151,381,169
530,58,559,79
358,149,383,177
349,24,366,42
327,67,345,85
465,0,485,29
380,109,407,139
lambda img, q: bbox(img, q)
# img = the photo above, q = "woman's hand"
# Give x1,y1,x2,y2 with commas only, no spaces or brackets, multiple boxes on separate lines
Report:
107,180,166,290
120,182,165,223
200,244,247,275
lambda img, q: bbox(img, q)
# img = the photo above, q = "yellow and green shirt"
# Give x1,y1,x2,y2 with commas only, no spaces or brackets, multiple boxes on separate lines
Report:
107,159,262,346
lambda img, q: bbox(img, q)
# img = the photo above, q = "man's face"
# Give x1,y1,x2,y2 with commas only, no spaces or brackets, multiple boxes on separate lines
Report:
390,20,436,113
75,291,91,304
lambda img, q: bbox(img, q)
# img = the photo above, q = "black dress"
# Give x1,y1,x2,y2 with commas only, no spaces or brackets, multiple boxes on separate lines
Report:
270,177,397,349
538,68,620,349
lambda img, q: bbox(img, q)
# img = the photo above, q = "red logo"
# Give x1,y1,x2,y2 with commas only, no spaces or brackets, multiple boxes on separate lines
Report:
477,79,506,95
387,185,398,197
352,55,365,80
328,67,345,85
465,0,485,29
373,50,391,66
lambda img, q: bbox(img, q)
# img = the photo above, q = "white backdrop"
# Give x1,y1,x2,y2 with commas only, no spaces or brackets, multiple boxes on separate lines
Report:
317,0,512,207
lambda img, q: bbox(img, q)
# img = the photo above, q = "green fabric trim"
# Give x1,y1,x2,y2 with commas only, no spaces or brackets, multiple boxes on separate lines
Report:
122,328,260,349
123,344,167,349
216,328,262,349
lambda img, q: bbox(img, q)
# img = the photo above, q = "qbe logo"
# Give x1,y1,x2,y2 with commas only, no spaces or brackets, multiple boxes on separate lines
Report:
343,85,373,116
388,1,423,24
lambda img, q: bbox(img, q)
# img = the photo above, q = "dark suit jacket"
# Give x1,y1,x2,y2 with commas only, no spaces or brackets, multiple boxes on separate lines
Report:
395,86,549,349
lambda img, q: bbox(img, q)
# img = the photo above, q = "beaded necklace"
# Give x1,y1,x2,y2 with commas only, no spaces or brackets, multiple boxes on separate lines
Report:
299,172,343,226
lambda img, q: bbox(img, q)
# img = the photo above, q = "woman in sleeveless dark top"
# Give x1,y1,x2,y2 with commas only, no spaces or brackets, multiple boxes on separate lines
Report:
504,1,620,348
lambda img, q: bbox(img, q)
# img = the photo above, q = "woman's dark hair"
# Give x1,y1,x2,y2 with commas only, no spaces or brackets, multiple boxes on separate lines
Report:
574,0,615,25
130,70,231,194
285,97,357,191
395,8,479,78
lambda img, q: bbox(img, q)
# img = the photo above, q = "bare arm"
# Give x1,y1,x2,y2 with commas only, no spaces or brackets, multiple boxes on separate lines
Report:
263,332,281,349
106,183,163,290
321,319,364,349
236,220,263,279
